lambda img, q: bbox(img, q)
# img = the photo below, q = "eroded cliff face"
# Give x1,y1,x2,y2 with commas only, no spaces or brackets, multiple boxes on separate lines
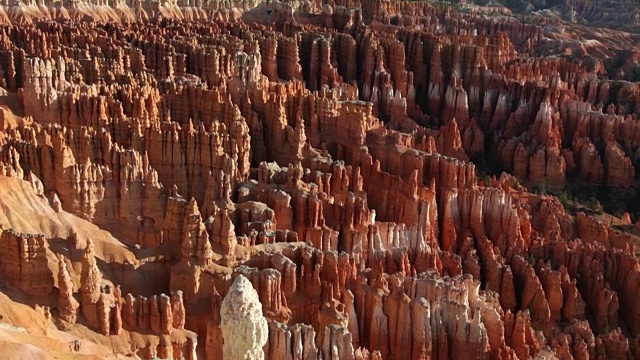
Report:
0,0,639,359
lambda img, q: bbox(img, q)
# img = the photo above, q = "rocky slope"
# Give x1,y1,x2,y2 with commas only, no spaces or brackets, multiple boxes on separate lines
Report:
0,0,638,359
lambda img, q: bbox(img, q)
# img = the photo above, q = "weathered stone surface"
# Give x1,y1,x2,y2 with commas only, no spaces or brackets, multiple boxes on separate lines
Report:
56,254,79,324
0,2,639,360
221,275,269,360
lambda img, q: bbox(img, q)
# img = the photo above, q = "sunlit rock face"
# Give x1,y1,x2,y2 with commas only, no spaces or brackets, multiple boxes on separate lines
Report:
221,275,269,360
1,0,640,359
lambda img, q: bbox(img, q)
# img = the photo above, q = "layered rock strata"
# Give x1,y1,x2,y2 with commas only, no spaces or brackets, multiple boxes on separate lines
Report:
0,1,637,360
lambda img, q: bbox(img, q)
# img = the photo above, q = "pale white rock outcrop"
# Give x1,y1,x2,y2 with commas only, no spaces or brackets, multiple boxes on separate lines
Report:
221,275,269,360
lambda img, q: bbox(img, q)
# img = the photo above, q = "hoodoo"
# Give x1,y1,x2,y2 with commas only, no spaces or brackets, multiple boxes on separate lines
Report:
0,0,636,358
221,275,269,360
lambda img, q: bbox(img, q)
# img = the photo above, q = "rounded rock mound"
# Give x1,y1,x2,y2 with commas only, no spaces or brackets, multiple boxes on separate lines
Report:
220,275,269,360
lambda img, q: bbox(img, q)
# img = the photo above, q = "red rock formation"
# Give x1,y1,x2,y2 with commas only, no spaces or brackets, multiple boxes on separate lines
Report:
80,240,104,330
0,4,640,360
56,254,79,324
0,230,53,296
604,136,635,187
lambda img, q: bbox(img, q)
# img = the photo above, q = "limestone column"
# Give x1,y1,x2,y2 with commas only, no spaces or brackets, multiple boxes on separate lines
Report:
220,275,269,360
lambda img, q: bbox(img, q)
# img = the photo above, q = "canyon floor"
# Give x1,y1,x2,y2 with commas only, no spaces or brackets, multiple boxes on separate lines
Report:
0,0,639,359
